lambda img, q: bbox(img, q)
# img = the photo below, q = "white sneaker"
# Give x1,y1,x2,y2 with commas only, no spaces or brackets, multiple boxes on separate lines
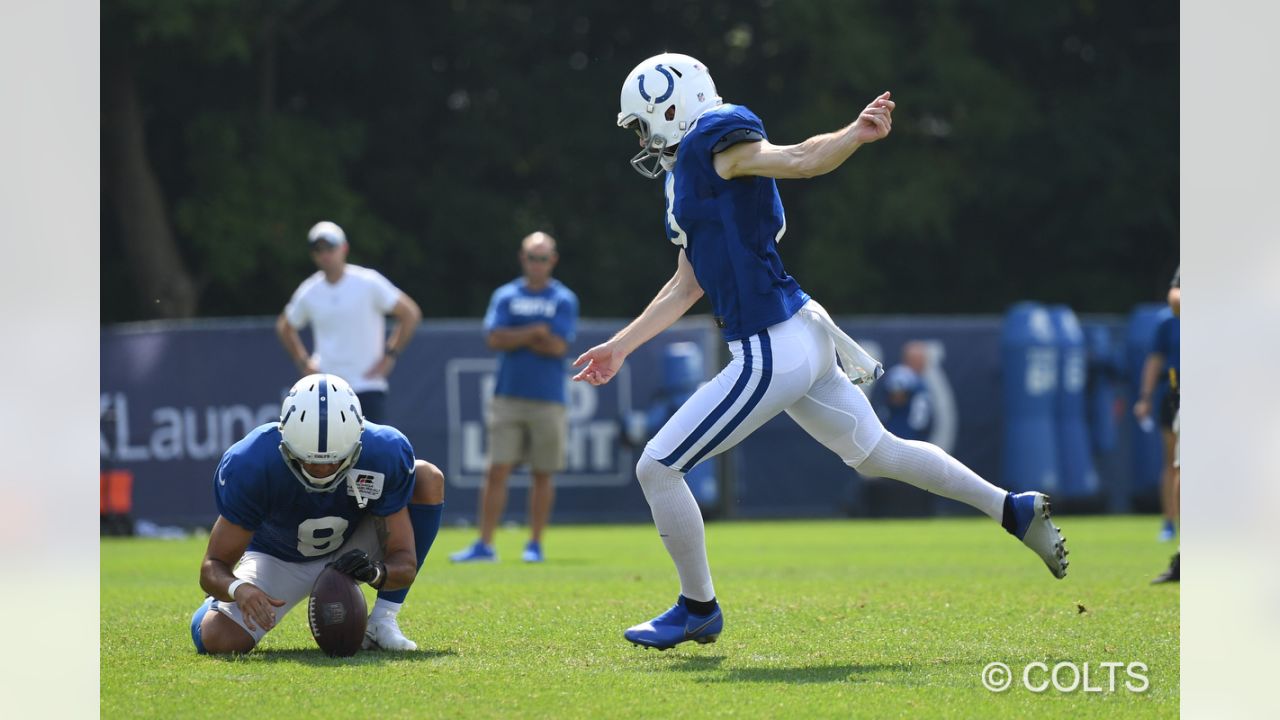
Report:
362,615,418,651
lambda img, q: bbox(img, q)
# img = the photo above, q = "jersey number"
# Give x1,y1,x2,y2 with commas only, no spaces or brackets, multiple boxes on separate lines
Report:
296,516,350,557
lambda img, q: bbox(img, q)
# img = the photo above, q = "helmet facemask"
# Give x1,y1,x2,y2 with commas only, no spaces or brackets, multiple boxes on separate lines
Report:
621,115,678,179
279,440,363,494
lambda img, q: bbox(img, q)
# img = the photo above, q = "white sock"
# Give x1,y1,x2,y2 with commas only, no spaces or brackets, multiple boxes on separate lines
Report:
855,433,1007,521
370,598,402,621
636,453,715,602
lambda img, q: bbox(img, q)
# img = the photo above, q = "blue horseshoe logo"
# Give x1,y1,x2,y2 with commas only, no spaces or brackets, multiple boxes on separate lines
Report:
637,64,675,103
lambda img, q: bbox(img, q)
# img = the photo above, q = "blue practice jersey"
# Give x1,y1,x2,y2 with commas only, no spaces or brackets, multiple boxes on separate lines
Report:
665,103,811,341
1152,309,1180,393
213,422,416,563
484,278,579,404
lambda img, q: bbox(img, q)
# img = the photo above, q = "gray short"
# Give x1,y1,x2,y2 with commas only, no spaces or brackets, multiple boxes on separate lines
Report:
212,517,382,643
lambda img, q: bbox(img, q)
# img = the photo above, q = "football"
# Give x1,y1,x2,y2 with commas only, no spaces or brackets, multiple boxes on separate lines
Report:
307,566,367,657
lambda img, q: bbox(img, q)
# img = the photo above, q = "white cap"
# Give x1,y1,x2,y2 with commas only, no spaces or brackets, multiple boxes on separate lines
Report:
307,221,347,247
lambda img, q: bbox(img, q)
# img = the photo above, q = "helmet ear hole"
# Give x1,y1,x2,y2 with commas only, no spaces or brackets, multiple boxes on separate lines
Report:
665,104,676,121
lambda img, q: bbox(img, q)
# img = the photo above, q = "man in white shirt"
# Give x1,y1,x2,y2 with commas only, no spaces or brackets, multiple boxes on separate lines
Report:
276,221,422,422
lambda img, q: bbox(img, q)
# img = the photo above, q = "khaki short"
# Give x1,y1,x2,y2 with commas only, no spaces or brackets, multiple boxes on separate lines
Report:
487,395,567,473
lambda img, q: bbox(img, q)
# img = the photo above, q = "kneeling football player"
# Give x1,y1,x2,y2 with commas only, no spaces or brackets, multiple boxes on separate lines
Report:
189,373,444,654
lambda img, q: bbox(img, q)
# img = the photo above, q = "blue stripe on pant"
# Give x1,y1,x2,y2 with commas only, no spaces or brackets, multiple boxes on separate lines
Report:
680,330,773,472
658,337,753,469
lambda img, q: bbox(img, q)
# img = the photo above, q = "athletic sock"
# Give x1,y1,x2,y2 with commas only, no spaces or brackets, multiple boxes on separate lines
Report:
377,502,443,604
370,598,402,621
635,453,716,602
856,433,1007,522
1001,492,1018,535
683,596,718,616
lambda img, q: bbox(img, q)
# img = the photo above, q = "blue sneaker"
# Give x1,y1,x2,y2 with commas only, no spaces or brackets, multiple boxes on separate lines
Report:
521,540,544,563
1158,520,1176,543
1005,492,1069,579
449,540,497,563
624,596,723,650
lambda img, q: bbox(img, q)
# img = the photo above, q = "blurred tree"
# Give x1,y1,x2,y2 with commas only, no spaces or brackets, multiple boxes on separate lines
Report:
100,0,1177,324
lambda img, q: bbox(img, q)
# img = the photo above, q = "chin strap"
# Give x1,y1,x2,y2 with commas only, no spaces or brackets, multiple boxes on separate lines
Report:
348,471,369,509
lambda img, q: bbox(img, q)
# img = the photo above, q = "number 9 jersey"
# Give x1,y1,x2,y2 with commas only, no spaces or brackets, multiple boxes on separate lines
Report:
212,422,415,562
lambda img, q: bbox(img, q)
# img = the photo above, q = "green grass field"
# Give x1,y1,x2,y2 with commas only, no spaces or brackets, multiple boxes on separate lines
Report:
101,516,1178,718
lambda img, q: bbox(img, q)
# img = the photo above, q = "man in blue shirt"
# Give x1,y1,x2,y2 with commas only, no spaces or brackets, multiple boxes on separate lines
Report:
880,341,933,442
1135,267,1181,543
451,232,579,564
573,52,1068,650
189,374,444,654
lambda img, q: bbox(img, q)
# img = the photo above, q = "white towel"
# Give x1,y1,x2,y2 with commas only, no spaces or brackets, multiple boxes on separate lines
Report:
800,301,884,385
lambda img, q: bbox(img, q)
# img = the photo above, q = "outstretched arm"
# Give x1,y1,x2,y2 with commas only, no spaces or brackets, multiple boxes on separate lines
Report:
572,249,703,385
714,92,894,180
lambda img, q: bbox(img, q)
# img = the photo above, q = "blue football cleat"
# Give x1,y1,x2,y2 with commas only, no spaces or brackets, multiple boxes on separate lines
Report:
521,540,544,563
1157,519,1176,543
624,596,723,650
449,540,497,563
1007,491,1069,579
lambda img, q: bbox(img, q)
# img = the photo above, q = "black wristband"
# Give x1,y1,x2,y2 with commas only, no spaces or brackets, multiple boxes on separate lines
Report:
385,346,398,358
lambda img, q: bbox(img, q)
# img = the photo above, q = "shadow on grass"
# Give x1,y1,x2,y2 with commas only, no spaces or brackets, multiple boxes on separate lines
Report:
220,647,457,665
707,662,914,684
650,654,925,685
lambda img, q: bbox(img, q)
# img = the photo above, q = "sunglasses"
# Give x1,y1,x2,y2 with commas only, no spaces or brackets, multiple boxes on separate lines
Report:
524,254,553,262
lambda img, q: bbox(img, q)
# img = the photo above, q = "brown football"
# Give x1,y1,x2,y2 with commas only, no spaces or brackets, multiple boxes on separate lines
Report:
307,566,368,657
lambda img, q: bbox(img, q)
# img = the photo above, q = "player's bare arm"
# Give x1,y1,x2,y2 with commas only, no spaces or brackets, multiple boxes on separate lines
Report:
373,508,419,591
487,323,552,351
572,249,703,386
1134,351,1167,420
714,92,894,180
366,293,422,378
275,313,319,375
527,332,568,358
200,516,285,631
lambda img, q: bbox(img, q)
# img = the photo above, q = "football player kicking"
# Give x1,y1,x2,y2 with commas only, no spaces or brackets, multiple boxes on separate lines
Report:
189,373,444,654
573,53,1068,651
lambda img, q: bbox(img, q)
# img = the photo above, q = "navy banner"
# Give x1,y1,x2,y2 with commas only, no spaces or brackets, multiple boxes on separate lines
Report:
102,311,1138,526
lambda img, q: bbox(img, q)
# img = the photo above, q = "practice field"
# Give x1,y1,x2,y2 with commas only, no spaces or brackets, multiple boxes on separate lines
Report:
102,516,1178,718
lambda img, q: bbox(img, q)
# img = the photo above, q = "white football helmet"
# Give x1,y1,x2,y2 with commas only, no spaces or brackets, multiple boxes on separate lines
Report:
278,373,364,496
617,52,721,178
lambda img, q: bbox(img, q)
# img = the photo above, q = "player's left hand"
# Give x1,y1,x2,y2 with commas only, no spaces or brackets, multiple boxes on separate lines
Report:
327,548,388,589
853,91,894,144
572,342,626,386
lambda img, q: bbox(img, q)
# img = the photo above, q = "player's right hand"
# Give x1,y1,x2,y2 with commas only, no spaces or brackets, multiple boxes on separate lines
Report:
853,91,894,144
232,583,285,632
572,342,625,386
